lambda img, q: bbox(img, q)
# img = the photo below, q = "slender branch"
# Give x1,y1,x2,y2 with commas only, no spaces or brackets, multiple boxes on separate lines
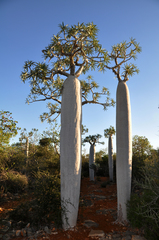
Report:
28,96,62,105
82,100,109,107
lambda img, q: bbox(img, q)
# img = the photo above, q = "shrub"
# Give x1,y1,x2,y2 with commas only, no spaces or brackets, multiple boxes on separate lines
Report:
127,162,159,240
81,160,89,177
101,180,110,188
0,170,28,193
8,171,65,228
33,171,62,225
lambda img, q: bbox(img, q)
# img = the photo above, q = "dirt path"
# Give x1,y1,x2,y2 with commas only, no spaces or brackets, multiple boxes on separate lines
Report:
0,177,145,240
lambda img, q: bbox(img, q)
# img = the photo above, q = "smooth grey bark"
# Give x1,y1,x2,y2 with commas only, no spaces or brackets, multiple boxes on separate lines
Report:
108,135,113,182
25,137,29,168
116,81,132,222
60,75,82,230
26,137,29,158
89,144,95,181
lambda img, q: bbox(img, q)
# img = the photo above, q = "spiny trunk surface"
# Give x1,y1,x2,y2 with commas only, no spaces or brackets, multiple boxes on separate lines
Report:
116,81,132,222
89,144,95,181
108,136,113,182
60,75,82,230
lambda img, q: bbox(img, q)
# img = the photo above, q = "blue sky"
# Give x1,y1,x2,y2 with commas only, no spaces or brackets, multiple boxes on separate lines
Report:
0,0,159,154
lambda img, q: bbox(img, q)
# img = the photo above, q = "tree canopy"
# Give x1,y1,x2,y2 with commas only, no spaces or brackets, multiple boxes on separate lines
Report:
107,39,141,82
0,111,20,149
132,135,152,158
83,134,104,146
19,128,39,145
104,126,116,138
21,22,141,122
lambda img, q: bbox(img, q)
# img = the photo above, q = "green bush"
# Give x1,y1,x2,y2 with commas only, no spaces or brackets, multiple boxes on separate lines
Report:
127,162,159,240
0,146,26,172
33,171,62,225
9,171,65,228
101,180,110,188
0,170,28,193
81,161,89,177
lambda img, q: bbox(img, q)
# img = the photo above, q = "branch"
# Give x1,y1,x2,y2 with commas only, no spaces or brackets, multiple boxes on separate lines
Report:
75,62,85,77
51,69,69,77
82,100,110,109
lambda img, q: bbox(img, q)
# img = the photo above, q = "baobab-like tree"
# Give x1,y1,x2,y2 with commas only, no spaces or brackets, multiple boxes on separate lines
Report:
21,22,114,229
19,128,38,166
104,126,115,182
106,40,142,223
83,134,104,181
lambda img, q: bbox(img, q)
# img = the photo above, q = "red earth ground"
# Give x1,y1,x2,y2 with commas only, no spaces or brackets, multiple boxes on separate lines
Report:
0,177,142,240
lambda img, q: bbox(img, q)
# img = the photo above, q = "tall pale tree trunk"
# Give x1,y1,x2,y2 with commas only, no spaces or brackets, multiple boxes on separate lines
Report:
116,81,132,222
108,135,113,182
60,75,82,230
26,137,29,158
89,144,95,181
25,137,29,167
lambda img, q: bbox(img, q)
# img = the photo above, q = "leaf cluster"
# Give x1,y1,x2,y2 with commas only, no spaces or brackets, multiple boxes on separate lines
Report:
127,162,159,240
21,23,141,122
42,22,109,75
104,126,116,138
0,111,21,149
107,38,142,82
81,75,115,110
83,134,104,146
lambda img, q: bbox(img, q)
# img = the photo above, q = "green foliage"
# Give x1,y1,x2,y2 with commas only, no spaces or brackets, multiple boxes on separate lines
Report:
81,75,115,110
81,155,89,177
83,134,104,146
39,137,53,147
132,135,153,180
33,171,62,226
19,128,39,143
108,38,141,82
20,22,115,122
0,145,26,173
127,161,159,240
0,170,28,193
9,172,64,227
21,23,141,122
104,126,116,138
41,122,60,155
0,111,21,149
95,153,108,177
81,125,88,143
34,138,60,174
42,22,110,74
9,172,65,227
133,135,152,157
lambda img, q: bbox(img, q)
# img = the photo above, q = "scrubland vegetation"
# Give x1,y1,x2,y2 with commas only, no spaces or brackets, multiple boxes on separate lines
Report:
0,130,159,239
1,23,158,239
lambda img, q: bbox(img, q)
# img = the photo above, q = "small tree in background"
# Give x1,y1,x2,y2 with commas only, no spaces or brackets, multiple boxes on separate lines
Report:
0,111,20,150
19,128,39,167
83,134,104,181
41,122,60,156
132,135,152,180
104,126,115,181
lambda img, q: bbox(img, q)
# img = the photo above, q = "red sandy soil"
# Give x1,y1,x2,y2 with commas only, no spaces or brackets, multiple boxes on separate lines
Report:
0,177,141,240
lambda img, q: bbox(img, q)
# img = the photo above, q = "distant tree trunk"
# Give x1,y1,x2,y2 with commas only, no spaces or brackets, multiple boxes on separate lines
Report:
25,137,29,166
116,81,132,222
60,75,82,230
108,135,113,181
89,144,95,181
